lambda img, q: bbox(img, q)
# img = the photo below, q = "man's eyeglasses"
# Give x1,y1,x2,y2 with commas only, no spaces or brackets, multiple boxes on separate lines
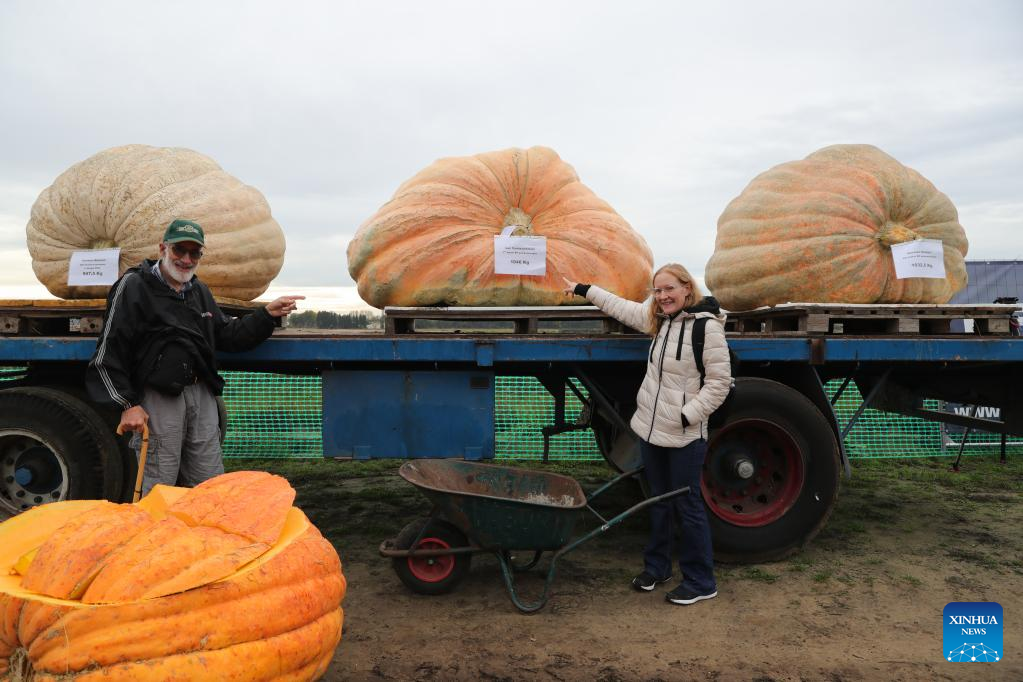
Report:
648,284,687,296
169,243,204,260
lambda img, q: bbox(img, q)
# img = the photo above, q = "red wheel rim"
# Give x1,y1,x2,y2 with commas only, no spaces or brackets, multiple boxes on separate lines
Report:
407,537,456,583
703,418,804,527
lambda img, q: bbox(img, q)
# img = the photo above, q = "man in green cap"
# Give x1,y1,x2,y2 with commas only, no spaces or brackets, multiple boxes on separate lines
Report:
86,219,303,494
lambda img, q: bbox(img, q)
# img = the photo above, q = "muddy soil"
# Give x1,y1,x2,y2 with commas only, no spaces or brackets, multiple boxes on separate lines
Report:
247,458,1023,681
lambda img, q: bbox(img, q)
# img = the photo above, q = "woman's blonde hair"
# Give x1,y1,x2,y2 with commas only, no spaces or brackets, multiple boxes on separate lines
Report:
645,263,703,335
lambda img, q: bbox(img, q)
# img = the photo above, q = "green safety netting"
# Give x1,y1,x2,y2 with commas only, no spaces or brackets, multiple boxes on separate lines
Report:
217,372,1022,460
3,368,1019,460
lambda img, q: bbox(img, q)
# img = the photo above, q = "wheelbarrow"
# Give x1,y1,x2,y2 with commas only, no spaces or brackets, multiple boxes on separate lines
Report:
379,459,689,613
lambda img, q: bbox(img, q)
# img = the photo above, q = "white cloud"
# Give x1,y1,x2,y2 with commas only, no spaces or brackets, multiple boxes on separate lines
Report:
0,0,1020,299
262,285,370,313
0,249,37,287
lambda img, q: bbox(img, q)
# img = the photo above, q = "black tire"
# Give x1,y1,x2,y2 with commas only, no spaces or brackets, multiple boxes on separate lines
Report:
391,518,472,595
0,387,114,514
704,377,841,563
39,384,130,502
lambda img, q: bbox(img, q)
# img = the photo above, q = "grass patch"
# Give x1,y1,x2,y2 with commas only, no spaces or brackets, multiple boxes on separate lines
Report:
787,556,815,573
741,567,780,583
848,457,1023,493
221,453,1021,586
944,548,1001,570
227,457,403,479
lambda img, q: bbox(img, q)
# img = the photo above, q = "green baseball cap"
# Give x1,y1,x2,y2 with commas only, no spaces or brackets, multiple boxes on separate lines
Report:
162,219,205,245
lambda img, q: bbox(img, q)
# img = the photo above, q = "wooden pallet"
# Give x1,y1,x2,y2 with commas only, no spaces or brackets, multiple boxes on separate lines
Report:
0,298,270,336
724,303,1020,336
383,306,636,335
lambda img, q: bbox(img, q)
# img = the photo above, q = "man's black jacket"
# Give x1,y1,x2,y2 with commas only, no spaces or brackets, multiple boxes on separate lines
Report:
86,260,276,410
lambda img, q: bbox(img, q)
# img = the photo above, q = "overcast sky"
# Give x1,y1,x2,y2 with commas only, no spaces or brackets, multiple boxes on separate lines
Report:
1,1,1020,310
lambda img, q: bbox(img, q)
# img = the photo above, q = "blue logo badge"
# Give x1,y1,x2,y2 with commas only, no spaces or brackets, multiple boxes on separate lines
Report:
944,602,1002,662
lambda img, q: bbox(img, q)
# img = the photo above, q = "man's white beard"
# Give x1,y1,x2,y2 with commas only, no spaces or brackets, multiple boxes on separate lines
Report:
162,252,196,285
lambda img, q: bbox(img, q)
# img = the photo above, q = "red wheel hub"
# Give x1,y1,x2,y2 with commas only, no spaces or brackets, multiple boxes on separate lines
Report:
407,537,455,583
703,418,804,527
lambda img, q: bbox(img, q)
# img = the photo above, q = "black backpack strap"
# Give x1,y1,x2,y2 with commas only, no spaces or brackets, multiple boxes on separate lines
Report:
692,317,709,388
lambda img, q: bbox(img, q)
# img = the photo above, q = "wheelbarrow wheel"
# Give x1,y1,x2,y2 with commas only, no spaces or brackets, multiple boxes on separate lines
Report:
392,518,471,596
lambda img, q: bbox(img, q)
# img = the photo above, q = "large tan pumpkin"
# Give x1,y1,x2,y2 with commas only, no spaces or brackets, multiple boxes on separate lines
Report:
705,144,969,310
347,146,653,307
0,471,345,681
27,145,286,301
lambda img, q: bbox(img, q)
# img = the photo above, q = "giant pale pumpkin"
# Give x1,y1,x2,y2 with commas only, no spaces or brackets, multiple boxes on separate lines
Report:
705,144,969,310
0,471,345,681
347,146,653,307
27,145,286,301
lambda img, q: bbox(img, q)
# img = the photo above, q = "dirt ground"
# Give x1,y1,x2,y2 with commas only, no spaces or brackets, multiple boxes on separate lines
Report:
234,456,1022,682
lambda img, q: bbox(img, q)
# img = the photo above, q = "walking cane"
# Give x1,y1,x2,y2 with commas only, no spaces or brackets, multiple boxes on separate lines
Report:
116,422,150,503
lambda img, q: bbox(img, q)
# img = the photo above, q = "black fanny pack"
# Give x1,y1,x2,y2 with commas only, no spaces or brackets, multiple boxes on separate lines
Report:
146,340,197,396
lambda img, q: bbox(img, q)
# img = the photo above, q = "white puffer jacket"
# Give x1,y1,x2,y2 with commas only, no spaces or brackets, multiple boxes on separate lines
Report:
586,285,732,447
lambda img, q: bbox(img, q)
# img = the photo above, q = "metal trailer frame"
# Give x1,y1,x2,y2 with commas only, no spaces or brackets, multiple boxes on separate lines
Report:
2,332,1022,562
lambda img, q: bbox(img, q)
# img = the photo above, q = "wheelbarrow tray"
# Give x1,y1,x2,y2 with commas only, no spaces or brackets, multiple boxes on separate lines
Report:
399,460,587,551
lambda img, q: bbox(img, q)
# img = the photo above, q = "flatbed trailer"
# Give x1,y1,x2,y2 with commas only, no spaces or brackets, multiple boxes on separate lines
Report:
1,300,1021,563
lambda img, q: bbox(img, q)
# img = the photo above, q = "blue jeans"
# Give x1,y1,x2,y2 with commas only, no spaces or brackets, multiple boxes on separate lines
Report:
640,439,716,593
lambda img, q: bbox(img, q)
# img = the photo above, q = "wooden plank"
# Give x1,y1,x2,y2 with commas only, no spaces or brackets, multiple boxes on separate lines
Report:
889,317,920,334
803,314,830,334
384,305,607,320
0,296,270,337
978,318,1011,334
746,302,1019,313
382,305,628,335
0,298,107,309
723,302,1018,337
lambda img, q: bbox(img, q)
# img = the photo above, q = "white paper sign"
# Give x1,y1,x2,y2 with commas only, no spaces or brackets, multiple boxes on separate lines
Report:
891,239,946,279
67,248,121,286
494,227,546,276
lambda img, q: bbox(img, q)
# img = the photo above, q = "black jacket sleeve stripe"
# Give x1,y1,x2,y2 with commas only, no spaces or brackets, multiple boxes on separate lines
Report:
89,272,135,409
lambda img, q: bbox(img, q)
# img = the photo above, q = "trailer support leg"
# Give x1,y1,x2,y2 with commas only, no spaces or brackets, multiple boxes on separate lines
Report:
537,374,593,462
830,375,854,406
572,366,634,436
951,405,978,473
840,369,892,441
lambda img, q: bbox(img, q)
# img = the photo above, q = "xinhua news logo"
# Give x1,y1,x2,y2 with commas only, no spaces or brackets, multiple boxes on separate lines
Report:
944,602,1002,662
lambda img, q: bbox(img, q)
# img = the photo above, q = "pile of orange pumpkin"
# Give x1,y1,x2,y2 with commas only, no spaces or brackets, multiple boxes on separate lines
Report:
0,471,345,681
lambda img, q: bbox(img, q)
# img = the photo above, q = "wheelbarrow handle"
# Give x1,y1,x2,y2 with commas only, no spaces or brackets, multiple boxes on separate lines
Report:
116,423,150,503
496,483,691,613
584,465,645,504
567,484,691,559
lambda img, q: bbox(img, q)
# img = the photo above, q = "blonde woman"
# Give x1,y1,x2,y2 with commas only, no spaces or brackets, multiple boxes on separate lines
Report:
562,264,731,605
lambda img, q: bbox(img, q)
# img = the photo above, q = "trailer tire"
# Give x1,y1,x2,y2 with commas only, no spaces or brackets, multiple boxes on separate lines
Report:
704,378,841,563
392,517,472,596
0,387,112,515
37,385,131,502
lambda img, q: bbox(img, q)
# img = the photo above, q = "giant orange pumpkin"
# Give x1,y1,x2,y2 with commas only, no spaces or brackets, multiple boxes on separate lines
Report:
0,471,344,681
347,146,654,307
705,144,969,310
